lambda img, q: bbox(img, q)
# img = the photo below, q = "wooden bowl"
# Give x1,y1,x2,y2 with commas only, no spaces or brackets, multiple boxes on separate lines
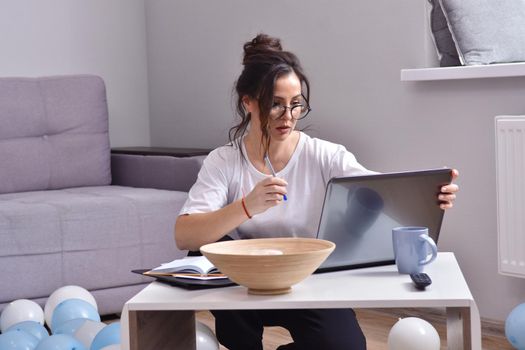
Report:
200,237,335,295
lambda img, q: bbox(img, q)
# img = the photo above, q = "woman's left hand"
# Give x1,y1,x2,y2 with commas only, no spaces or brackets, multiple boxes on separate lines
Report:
439,168,459,210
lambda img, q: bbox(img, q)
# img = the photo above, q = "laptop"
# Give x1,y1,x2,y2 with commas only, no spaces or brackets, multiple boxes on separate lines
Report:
315,168,453,272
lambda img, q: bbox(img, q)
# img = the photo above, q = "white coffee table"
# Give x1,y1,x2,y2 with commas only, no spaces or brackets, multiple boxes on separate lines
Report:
120,252,481,350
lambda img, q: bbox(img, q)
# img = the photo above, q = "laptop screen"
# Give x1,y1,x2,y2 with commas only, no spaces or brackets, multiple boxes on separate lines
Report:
315,168,452,272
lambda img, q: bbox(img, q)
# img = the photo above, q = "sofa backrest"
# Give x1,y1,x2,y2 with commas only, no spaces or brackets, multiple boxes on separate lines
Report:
0,75,111,194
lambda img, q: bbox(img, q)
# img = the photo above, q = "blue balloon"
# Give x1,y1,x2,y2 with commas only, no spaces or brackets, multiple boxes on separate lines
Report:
51,299,100,333
506,302,525,349
90,322,120,350
5,321,49,341
0,329,39,350
35,334,86,350
53,318,87,336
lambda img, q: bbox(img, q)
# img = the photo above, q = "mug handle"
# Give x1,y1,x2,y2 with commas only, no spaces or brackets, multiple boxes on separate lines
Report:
418,234,438,266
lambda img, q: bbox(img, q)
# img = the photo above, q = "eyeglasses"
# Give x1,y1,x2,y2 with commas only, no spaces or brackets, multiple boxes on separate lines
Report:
269,99,311,121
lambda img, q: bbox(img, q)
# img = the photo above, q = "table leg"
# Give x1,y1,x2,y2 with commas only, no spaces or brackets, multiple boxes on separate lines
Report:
446,305,481,350
126,310,196,350
446,307,469,350
469,302,482,350
121,306,131,350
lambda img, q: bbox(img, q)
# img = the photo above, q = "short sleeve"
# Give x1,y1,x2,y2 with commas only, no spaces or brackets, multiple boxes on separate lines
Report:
328,144,377,178
179,149,230,215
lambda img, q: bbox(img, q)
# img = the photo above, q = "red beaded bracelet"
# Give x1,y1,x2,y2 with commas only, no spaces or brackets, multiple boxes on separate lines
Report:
241,197,252,219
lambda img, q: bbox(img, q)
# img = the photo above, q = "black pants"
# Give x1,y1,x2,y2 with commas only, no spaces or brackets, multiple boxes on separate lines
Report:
211,308,367,350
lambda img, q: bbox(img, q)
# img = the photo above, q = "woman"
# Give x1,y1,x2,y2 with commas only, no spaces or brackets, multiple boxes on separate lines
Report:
175,33,458,350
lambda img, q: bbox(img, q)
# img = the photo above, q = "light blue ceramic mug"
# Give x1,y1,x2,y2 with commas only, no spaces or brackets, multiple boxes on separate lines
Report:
392,226,437,274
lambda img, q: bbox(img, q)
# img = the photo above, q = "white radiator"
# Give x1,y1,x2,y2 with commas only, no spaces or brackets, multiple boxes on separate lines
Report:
496,116,525,278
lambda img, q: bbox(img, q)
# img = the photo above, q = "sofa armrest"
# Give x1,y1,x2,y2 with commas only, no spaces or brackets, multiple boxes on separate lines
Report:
110,153,206,192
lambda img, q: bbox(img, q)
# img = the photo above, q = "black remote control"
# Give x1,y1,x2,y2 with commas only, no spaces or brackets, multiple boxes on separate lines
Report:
410,273,432,290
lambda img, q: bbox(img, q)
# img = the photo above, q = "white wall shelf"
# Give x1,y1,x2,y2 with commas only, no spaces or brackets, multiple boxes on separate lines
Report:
401,62,525,81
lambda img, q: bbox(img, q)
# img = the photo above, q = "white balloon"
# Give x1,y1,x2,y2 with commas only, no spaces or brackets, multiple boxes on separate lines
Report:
0,299,44,332
44,285,97,328
388,317,440,350
74,319,106,349
196,321,219,350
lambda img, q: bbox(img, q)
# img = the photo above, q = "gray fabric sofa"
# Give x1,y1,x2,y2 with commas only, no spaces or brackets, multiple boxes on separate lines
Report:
0,75,202,315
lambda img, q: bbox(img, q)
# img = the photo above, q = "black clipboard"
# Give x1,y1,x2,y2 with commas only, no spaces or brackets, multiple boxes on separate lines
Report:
132,269,236,289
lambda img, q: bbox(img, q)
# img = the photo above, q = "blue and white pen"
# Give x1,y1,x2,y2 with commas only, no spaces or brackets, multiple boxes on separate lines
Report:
264,154,287,201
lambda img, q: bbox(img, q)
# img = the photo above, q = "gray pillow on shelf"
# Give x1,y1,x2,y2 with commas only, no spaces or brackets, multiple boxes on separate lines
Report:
428,0,460,67
439,0,525,65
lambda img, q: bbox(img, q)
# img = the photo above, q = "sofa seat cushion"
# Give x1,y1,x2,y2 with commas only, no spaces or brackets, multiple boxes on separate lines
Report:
0,186,187,303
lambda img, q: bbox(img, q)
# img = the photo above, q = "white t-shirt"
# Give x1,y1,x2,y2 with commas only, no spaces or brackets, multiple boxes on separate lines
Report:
179,132,374,239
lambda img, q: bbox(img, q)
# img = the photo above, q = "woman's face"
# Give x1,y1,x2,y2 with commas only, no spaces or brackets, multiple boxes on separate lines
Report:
245,72,303,142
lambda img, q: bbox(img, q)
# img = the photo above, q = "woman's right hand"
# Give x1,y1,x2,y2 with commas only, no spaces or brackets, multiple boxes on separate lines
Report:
244,177,288,216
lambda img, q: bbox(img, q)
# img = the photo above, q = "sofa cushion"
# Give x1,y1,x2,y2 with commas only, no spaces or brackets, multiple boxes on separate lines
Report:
0,186,188,303
428,0,461,67
0,75,111,194
439,0,525,65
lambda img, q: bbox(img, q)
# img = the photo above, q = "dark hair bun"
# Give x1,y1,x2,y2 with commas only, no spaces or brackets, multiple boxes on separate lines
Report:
243,34,283,65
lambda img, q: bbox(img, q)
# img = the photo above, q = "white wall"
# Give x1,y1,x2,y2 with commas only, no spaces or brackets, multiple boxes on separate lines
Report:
0,0,150,147
145,0,525,321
